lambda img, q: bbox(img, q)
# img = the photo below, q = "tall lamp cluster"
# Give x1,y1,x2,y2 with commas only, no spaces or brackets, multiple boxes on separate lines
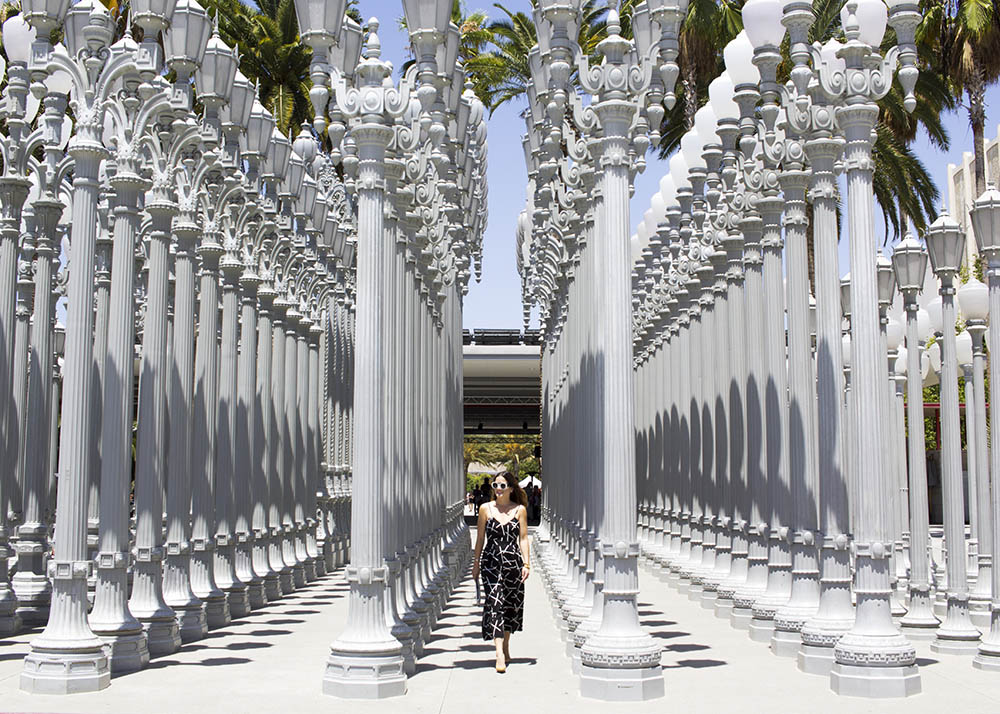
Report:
515,0,1000,702
623,0,1000,699
0,0,486,700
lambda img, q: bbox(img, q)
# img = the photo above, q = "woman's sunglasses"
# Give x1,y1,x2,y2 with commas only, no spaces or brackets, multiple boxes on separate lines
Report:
491,483,509,490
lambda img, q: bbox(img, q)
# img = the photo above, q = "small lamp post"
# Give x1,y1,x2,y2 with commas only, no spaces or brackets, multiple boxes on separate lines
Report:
925,209,982,654
969,183,1000,669
892,234,940,639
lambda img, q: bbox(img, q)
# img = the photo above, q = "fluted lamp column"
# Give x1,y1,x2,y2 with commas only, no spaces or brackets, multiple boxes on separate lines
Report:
20,0,120,693
323,19,409,699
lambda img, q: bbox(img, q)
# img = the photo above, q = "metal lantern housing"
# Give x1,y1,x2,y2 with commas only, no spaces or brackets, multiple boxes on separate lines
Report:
63,0,102,58
20,0,71,36
269,129,292,180
164,0,212,76
293,0,345,48
286,150,306,196
875,252,896,307
130,0,179,29
925,209,966,279
300,174,318,218
329,16,363,77
224,71,255,131
246,102,276,159
970,184,1000,261
196,27,238,109
312,194,328,235
840,274,851,318
891,233,927,294
402,0,451,44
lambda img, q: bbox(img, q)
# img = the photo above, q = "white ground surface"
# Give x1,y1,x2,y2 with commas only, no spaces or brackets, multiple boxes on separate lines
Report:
1,535,999,713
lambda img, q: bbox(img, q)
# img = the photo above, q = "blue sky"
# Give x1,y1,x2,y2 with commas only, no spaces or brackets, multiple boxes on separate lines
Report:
372,2,1000,330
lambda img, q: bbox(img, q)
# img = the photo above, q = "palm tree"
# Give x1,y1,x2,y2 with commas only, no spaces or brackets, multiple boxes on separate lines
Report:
464,0,610,113
921,0,1000,197
201,0,313,134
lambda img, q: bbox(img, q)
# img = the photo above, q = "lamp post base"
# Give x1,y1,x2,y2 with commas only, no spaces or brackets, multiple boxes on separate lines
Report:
98,628,150,673
21,644,111,695
579,663,664,701
829,662,921,698
323,649,407,700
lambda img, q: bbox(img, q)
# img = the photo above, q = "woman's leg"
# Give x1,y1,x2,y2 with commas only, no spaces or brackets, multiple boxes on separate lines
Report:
503,631,511,662
494,636,505,670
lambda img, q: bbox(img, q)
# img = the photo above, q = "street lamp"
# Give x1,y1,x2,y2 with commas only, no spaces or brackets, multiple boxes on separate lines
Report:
925,209,981,654
892,234,940,641
969,183,1000,670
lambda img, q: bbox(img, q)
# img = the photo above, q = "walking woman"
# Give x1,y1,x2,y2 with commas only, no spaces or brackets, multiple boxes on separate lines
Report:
472,471,530,673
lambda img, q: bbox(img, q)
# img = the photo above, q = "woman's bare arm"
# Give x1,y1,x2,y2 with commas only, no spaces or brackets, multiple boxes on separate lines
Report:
518,505,530,581
472,503,488,579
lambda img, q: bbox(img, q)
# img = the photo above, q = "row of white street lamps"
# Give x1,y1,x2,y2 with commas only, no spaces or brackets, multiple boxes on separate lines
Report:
0,0,485,700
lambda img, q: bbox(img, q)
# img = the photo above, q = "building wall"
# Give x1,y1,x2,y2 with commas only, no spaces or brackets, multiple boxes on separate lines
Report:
948,123,1000,268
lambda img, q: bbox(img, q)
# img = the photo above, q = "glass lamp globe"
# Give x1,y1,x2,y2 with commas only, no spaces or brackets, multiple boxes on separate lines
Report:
819,38,846,76
637,222,650,250
742,0,785,49
956,329,973,367
921,351,930,381
849,0,888,48
917,308,931,342
694,105,720,147
2,15,35,63
895,347,907,377
680,130,706,170
669,153,690,190
926,295,943,335
927,341,941,374
723,31,760,86
886,317,903,352
660,174,678,208
650,193,666,226
43,66,72,96
958,276,989,322
708,73,739,122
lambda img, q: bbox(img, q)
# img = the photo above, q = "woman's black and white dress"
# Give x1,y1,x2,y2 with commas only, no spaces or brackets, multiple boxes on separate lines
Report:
480,505,525,640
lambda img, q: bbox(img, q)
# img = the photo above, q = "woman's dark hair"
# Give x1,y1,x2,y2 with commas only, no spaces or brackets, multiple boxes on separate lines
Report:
492,471,528,507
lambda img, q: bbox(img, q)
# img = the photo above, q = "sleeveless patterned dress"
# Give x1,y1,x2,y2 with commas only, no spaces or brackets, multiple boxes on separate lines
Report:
480,506,525,640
